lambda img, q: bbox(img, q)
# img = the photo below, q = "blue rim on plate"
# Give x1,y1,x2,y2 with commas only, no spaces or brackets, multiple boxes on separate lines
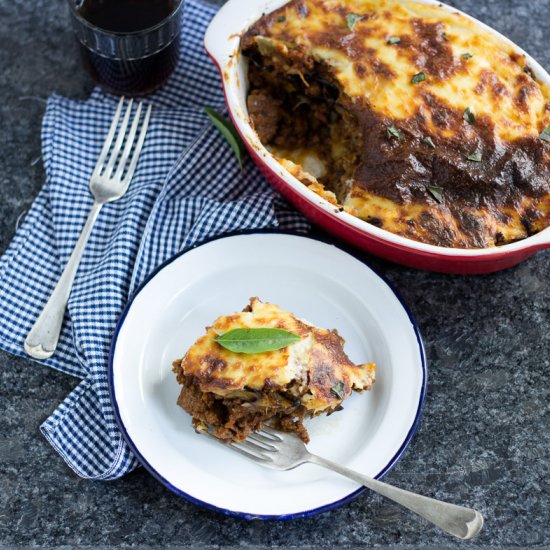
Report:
108,229,428,520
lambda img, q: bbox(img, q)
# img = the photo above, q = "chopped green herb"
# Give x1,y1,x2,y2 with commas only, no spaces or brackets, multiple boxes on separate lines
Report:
411,72,426,84
539,125,550,143
387,36,401,45
277,15,286,22
462,52,473,60
467,151,483,162
331,381,345,399
204,107,246,170
428,185,444,203
463,106,476,124
422,136,436,148
387,124,402,140
346,13,364,30
214,328,301,354
442,31,450,41
256,36,276,57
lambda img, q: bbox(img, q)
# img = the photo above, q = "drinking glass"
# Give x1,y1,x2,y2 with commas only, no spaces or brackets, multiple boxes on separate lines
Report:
67,0,184,96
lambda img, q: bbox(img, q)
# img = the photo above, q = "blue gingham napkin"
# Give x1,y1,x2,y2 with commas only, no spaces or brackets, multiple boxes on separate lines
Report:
0,0,308,480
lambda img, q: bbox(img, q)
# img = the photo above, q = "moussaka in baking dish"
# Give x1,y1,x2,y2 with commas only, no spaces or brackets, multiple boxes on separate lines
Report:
172,298,376,442
241,0,550,248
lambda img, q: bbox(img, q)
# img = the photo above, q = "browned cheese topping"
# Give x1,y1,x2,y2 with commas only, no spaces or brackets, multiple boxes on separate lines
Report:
242,0,550,248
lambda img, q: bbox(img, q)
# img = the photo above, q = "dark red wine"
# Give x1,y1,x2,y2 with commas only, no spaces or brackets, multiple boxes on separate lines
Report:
75,0,181,95
78,41,180,96
79,0,175,32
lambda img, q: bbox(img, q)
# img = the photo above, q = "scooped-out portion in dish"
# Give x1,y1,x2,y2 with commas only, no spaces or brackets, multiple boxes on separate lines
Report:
241,0,550,248
172,298,376,443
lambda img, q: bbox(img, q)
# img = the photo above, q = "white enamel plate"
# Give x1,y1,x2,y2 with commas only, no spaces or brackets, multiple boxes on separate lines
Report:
109,232,427,519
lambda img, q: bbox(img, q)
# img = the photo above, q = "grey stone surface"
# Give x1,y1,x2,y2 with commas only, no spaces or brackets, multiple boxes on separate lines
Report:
0,0,549,548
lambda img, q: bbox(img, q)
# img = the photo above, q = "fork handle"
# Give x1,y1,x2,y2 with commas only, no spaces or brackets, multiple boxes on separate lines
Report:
307,453,483,540
24,201,103,360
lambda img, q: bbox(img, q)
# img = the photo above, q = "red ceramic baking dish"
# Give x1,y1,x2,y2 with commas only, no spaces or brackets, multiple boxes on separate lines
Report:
204,0,550,274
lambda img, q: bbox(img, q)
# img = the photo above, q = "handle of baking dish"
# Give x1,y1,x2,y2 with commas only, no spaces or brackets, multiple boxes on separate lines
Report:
204,0,288,64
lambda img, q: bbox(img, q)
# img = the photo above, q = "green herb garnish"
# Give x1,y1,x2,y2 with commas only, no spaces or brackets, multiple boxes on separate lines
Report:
256,36,276,56
467,151,483,162
411,72,426,84
427,185,444,203
539,125,550,143
346,13,364,30
462,52,473,60
387,36,401,45
277,15,286,22
463,106,476,125
442,31,450,41
387,125,402,140
214,328,301,354
204,107,246,170
331,381,345,399
422,136,436,148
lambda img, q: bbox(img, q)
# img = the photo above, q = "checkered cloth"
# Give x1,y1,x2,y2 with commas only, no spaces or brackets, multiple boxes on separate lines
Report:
0,0,308,480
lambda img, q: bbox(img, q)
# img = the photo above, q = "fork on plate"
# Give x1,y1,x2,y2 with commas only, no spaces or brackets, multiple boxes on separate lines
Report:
24,97,152,360
202,426,484,540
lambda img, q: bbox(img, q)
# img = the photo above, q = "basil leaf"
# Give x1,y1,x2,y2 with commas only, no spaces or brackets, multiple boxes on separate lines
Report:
428,185,444,203
346,13,364,30
463,106,476,124
467,151,483,162
214,328,301,354
387,125,402,140
331,381,345,399
277,15,286,22
539,125,550,142
462,52,473,60
422,136,436,148
204,107,246,170
411,72,426,84
387,36,401,45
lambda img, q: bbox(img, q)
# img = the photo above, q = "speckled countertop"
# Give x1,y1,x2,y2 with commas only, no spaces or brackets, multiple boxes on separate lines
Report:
1,0,549,548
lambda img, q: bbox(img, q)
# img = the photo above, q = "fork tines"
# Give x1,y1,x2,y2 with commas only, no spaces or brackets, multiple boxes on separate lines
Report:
94,96,152,184
202,427,281,463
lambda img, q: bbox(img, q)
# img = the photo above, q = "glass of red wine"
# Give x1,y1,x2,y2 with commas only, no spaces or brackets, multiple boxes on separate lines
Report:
68,0,183,96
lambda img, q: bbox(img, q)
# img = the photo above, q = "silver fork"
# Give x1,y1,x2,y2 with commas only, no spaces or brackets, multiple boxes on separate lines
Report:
24,97,152,360
202,426,484,540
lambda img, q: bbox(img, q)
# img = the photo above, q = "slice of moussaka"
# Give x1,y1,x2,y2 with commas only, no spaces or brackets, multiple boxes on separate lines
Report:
172,298,376,442
242,0,550,248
